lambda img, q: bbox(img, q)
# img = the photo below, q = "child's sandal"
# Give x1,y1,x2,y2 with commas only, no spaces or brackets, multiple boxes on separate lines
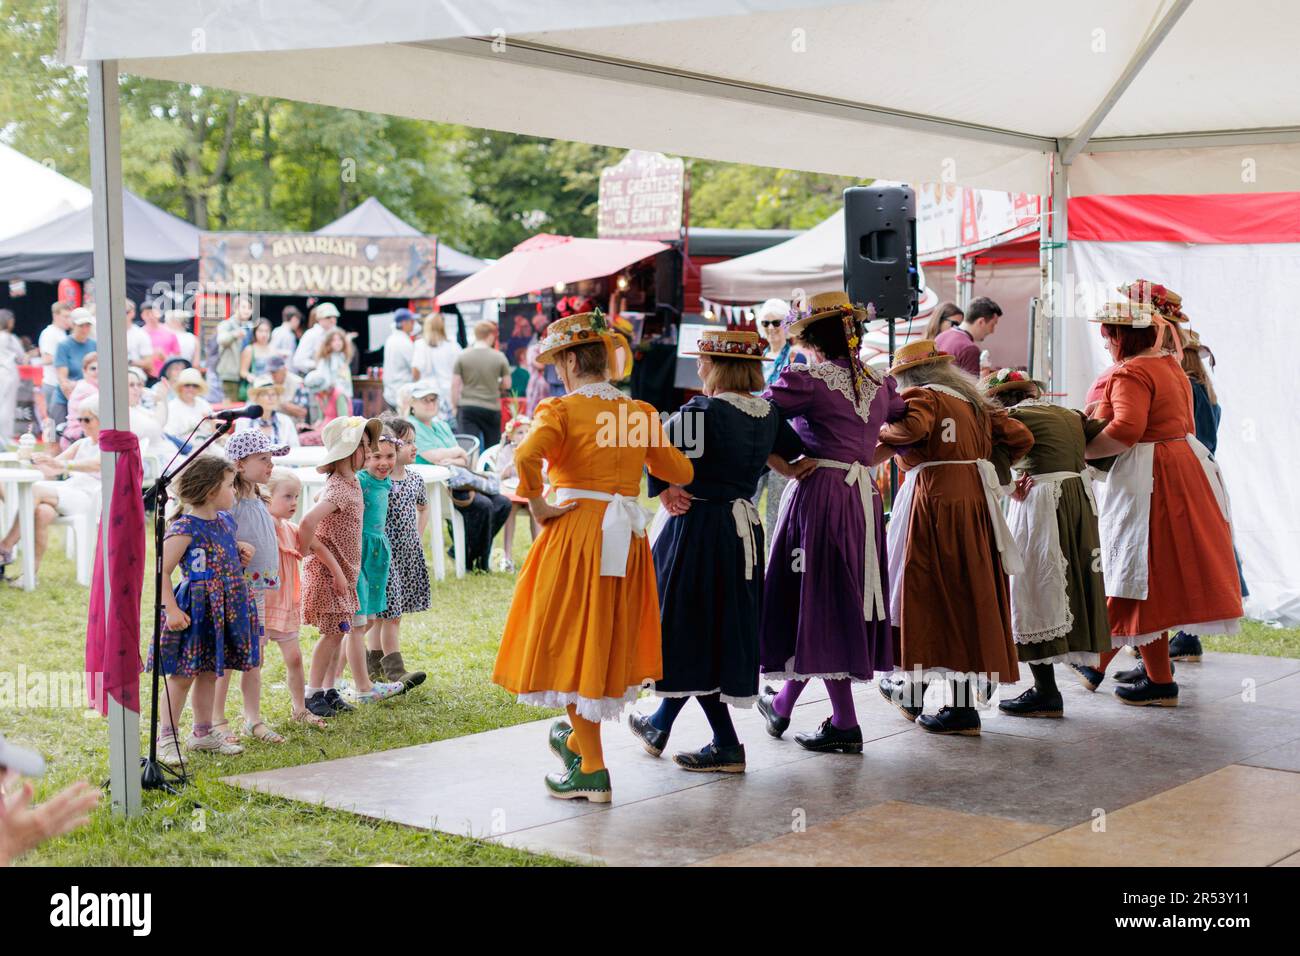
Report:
291,709,328,730
244,720,286,743
212,719,240,746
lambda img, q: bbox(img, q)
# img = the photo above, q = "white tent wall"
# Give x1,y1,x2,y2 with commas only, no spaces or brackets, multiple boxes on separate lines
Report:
924,262,1041,370
1064,240,1300,626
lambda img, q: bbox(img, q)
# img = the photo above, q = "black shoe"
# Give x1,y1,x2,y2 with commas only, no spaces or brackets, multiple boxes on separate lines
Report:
997,686,1064,718
1114,676,1179,707
756,685,790,739
916,706,981,736
628,712,669,757
324,688,354,714
1114,660,1176,684
1070,663,1105,692
793,717,863,754
1169,633,1203,662
673,742,746,773
305,691,334,719
878,675,922,722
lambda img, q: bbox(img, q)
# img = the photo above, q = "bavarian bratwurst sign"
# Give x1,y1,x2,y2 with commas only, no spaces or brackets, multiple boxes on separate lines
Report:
199,233,438,297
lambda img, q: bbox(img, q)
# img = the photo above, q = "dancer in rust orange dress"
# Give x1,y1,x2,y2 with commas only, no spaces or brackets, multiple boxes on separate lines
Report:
1072,299,1242,705
876,340,1034,735
492,310,692,803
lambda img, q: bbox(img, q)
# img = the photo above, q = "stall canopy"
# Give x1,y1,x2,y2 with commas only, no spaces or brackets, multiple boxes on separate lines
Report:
0,143,92,241
314,196,488,293
700,210,845,304
437,233,669,305
61,0,1300,197
0,187,200,291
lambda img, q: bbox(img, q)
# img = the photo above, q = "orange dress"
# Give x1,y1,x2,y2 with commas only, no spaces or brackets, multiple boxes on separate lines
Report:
492,384,693,721
1093,355,1242,641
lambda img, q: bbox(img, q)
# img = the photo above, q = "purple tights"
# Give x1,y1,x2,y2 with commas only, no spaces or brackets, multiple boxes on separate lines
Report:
772,678,858,730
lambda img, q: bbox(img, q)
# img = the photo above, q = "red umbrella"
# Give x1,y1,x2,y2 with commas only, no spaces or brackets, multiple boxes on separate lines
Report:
438,233,670,305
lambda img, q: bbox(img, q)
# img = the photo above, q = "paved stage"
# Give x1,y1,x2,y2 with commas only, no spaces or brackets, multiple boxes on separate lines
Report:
224,652,1300,866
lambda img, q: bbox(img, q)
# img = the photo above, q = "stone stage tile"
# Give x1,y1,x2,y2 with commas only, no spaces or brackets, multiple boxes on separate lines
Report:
985,764,1300,867
1239,737,1300,774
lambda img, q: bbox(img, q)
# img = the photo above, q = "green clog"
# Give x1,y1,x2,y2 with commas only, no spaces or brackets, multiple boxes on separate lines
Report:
544,765,612,803
548,719,582,771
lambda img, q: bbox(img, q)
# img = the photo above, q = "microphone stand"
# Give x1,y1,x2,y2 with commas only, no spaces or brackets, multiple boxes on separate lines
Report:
140,418,236,792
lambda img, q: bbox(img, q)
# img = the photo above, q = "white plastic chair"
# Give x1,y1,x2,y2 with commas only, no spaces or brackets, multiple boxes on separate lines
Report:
56,499,100,587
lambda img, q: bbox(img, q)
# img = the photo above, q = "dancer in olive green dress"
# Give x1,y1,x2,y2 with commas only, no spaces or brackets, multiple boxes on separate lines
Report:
983,370,1110,718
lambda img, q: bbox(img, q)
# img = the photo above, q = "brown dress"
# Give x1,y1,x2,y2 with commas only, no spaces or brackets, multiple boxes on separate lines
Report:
881,386,1034,679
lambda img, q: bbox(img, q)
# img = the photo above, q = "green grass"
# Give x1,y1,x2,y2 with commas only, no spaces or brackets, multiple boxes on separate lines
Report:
1,523,572,867
2,518,1297,866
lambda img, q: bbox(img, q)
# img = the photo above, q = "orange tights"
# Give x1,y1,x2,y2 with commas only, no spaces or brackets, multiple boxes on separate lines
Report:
1098,634,1174,683
564,704,605,773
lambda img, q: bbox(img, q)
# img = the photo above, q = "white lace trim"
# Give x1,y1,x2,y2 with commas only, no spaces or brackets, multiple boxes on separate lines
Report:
515,683,647,721
570,381,627,402
805,361,881,425
1111,617,1240,649
1014,620,1076,645
922,382,974,405
1015,650,1102,667
713,391,772,418
1015,398,1056,409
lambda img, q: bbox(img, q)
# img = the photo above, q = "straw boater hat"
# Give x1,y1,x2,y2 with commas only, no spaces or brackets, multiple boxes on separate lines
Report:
248,375,283,398
888,339,954,376
783,290,869,338
1117,279,1188,323
535,309,629,376
982,367,1045,397
684,328,768,360
1088,300,1160,326
317,416,383,472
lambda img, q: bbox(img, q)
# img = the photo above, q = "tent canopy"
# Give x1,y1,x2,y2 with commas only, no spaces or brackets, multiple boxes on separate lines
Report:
438,233,668,305
0,186,200,290
62,0,1300,196
314,196,489,293
700,210,845,303
0,143,92,241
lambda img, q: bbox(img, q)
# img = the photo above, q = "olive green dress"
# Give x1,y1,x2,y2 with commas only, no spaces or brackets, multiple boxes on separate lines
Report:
994,401,1111,665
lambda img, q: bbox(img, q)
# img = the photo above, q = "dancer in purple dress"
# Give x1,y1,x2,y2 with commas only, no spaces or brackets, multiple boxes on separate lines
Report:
756,291,908,753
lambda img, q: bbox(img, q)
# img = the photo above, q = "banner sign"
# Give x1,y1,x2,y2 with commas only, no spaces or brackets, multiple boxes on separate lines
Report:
199,233,437,298
916,183,1041,256
598,150,685,241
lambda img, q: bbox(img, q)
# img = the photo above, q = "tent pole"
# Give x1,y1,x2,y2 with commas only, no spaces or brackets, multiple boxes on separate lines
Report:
1045,152,1069,402
87,58,141,818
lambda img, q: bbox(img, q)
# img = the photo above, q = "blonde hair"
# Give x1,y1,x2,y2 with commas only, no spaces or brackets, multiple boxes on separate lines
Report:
1181,344,1218,406
473,319,497,342
894,361,996,431
700,355,763,394
316,328,353,363
170,455,233,520
421,313,447,346
267,467,302,494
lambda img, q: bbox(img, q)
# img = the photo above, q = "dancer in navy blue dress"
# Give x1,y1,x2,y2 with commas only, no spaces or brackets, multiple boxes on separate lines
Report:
630,329,804,772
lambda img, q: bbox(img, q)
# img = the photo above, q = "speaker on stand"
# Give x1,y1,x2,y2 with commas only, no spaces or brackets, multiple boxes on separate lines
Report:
843,184,920,502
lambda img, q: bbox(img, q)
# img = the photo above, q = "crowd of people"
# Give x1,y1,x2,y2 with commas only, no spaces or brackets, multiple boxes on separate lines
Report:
492,283,1241,803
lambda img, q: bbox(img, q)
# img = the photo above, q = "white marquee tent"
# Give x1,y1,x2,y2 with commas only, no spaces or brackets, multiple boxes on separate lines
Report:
56,0,1300,815
0,143,92,241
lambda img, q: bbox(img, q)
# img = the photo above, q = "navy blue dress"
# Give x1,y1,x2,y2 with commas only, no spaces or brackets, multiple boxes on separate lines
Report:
648,393,803,704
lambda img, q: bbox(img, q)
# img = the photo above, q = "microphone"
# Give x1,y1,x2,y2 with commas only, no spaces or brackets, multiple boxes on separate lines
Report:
207,404,263,422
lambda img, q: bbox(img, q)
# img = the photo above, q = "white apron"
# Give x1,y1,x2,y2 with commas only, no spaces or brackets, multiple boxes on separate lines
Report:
887,457,1025,627
555,487,650,577
1006,470,1097,645
1093,433,1229,601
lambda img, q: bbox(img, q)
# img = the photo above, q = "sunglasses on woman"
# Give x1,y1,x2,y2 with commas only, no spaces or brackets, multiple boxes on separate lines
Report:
760,320,782,329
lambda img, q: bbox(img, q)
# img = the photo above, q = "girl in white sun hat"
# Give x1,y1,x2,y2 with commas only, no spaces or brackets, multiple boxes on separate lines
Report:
297,416,403,717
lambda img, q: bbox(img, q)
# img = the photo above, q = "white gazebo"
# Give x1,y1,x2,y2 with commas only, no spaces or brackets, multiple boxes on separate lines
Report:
59,0,1300,815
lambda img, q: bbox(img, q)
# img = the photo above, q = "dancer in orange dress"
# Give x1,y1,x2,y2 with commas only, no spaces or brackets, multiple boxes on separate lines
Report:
492,310,692,803
1072,298,1242,705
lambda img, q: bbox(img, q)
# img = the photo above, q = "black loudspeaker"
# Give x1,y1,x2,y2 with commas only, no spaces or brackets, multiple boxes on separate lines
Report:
843,185,919,319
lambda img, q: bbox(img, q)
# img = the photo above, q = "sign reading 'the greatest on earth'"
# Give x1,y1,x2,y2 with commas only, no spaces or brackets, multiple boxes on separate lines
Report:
199,233,438,297
597,150,686,241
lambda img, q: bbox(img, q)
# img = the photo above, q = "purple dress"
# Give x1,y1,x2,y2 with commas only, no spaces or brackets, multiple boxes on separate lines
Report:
759,359,907,681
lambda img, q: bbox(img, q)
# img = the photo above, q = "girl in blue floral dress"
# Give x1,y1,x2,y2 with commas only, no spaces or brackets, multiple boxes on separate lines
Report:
151,454,260,766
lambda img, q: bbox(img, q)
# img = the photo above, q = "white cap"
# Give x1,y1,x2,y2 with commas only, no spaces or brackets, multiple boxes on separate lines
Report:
70,307,94,325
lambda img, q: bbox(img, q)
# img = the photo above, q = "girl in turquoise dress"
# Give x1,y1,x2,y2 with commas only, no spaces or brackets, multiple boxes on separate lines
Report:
354,431,396,684
151,455,260,766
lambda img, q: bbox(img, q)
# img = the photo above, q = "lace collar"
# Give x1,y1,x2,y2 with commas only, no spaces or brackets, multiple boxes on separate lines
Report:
1014,398,1056,410
921,382,974,405
713,391,771,418
570,381,626,402
805,360,881,425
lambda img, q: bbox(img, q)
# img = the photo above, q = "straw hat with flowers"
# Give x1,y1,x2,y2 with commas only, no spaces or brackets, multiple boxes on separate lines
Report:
783,290,870,338
684,328,768,361
535,309,631,377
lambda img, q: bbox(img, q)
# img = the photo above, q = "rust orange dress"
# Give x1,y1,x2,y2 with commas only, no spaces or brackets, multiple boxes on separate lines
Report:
880,387,1034,678
1092,354,1242,642
492,382,693,721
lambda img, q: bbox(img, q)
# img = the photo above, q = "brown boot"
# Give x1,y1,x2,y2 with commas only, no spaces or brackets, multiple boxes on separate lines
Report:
381,651,426,690
365,649,384,683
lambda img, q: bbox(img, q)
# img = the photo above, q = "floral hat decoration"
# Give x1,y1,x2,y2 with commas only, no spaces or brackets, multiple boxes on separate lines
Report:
1118,279,1188,323
535,308,631,377
784,290,878,406
981,367,1046,398
1090,299,1184,359
685,328,769,360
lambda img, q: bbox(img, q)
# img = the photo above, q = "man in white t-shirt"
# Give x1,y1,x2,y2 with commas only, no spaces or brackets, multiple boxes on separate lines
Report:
124,298,154,376
292,302,339,375
165,308,198,363
38,302,72,426
382,308,416,407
